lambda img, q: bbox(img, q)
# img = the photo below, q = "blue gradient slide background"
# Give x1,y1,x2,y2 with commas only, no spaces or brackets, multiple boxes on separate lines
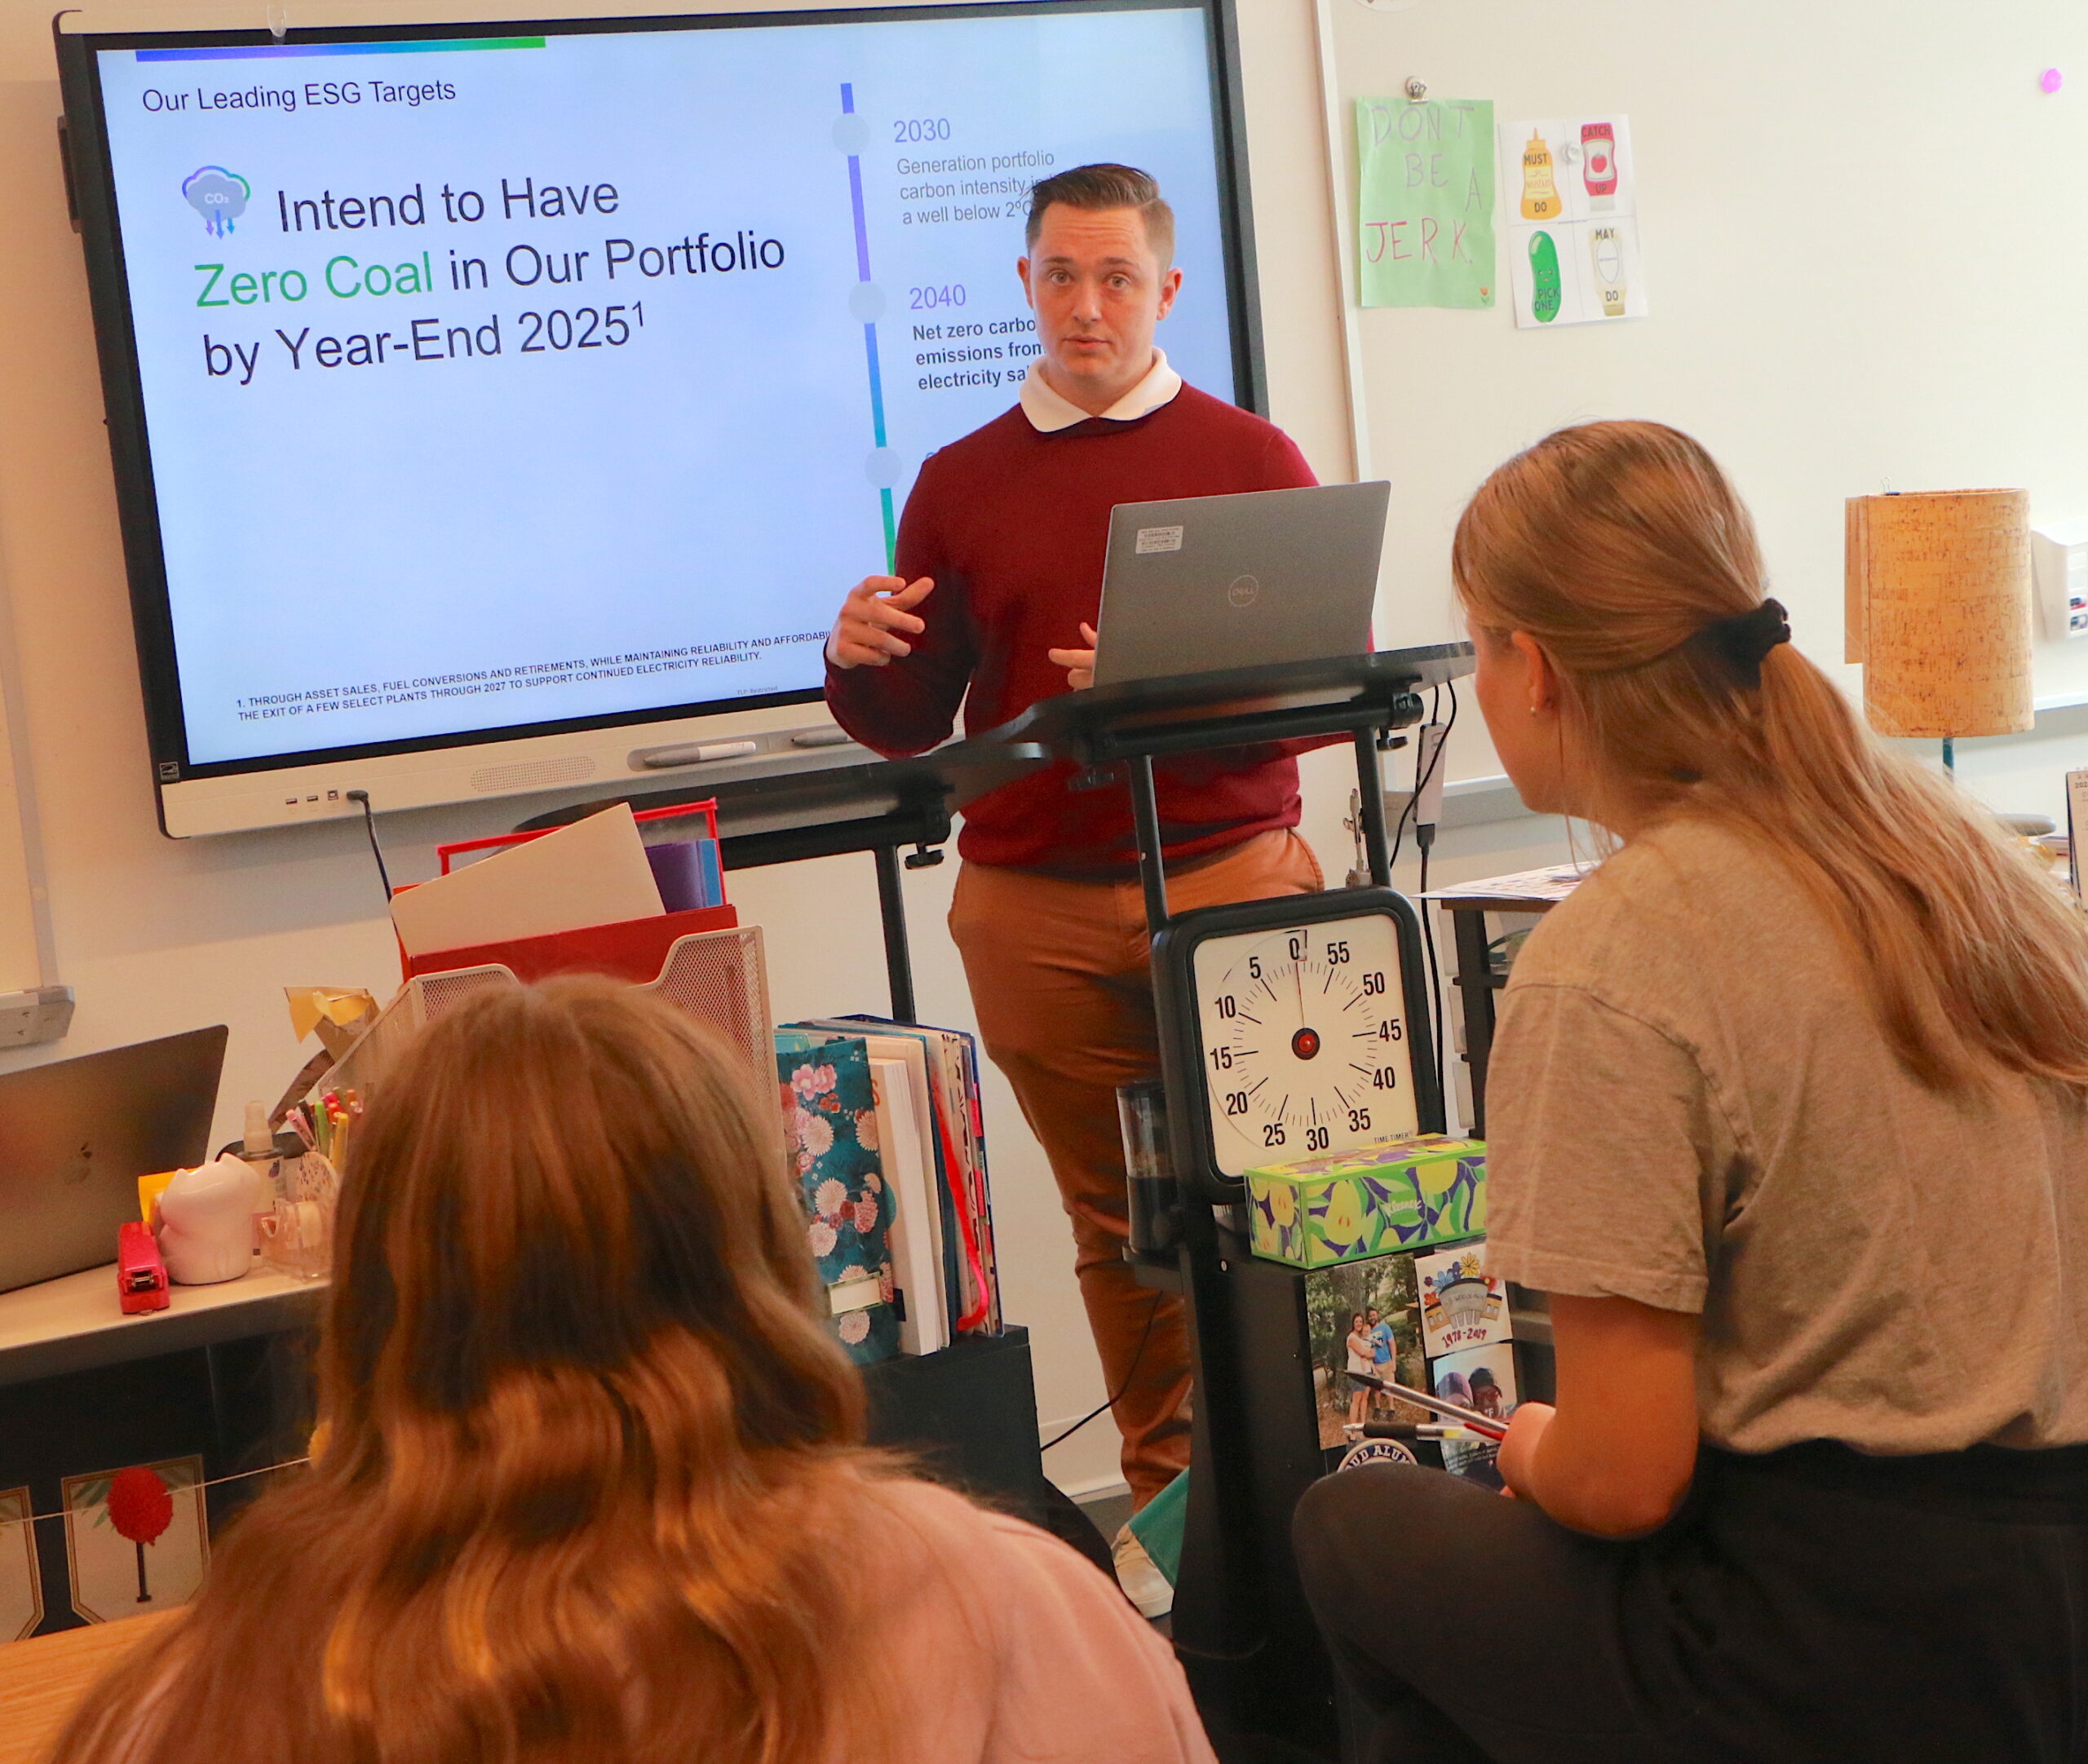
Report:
92,10,1236,764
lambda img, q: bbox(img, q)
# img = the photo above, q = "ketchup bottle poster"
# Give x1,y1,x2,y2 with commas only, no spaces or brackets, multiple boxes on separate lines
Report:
1498,115,1648,329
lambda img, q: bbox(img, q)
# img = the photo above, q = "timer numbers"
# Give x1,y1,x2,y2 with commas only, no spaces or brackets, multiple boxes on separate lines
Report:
1193,915,1417,1177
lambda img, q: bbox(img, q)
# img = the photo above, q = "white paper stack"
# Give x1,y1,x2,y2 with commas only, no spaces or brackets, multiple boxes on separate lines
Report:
388,803,664,960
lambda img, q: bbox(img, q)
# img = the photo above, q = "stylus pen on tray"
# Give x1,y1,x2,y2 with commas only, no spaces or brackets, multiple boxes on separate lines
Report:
1346,1370,1507,1440
1360,1421,1486,1443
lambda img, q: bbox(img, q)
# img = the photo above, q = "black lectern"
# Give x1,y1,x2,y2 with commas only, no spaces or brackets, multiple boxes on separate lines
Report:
983,643,1473,1758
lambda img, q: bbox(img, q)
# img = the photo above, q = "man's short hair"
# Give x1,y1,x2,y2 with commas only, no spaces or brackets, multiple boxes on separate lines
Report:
1024,163,1176,267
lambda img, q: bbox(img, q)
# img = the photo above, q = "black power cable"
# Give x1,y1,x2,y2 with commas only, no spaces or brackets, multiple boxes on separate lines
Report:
1418,834,1442,1085
1390,680,1458,1115
1387,681,1454,871
344,789,393,902
1423,679,1461,1108
1040,1289,1164,1452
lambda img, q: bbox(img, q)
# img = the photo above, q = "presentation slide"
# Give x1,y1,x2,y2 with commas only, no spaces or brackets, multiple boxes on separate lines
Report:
89,5,1236,767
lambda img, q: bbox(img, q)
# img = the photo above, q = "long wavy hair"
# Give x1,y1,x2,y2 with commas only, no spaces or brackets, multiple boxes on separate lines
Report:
55,978,896,1764
1453,420,2088,1093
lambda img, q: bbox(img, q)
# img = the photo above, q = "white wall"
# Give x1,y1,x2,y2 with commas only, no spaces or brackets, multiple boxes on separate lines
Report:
0,0,1440,1501
1325,0,2088,797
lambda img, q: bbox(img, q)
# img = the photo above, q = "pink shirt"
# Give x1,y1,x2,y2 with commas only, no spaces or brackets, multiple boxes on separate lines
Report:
856,1479,1216,1763
88,1478,1213,1764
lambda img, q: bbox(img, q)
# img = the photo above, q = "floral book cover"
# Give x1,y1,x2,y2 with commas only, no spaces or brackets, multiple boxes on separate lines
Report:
777,1033,900,1365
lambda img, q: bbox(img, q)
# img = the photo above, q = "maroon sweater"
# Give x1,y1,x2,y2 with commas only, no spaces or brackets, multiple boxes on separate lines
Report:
825,384,1318,871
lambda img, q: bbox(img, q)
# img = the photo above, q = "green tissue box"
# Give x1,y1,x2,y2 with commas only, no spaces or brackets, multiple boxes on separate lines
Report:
1245,1135,1485,1268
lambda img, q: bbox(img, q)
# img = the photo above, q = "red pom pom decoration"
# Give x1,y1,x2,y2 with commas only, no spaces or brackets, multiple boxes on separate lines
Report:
106,1466,174,1547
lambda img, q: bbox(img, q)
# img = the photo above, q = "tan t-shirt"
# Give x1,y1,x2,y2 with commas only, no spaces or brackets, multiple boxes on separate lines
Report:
1484,817,2088,1455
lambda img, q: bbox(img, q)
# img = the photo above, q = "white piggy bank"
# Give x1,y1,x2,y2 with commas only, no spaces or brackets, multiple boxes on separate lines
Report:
155,1154,262,1286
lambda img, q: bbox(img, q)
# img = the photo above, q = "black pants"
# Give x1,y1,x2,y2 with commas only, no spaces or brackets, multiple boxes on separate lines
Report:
1294,1441,2088,1764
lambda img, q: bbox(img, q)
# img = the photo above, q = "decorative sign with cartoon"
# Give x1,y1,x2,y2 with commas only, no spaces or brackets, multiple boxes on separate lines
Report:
0,1488,41,1640
1416,1240,1512,1358
1501,115,1647,328
62,1457,209,1623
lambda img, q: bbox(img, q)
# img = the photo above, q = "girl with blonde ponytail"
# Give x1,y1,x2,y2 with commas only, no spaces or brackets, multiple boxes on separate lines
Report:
52,979,1212,1764
1295,422,2088,1764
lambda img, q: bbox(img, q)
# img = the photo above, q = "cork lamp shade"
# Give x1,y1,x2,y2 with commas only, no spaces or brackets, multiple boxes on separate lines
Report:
1845,489,2034,741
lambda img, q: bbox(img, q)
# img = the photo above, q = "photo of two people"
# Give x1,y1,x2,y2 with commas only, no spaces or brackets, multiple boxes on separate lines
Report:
1304,1254,1428,1450
1433,1342,1520,1486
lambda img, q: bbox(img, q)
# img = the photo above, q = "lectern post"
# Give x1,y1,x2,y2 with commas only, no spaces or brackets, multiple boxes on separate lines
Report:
987,644,1474,1758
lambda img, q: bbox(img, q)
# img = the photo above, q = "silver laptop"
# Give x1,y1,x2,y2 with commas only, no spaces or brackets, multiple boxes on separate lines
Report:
1091,481,1390,688
0,1026,228,1295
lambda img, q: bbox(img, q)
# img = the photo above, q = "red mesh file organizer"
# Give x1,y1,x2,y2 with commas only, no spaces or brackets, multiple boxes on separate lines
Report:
402,902,738,985
400,800,730,984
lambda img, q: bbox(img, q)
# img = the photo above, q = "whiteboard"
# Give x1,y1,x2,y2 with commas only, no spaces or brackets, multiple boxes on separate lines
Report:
1323,0,2088,724
0,549,57,1008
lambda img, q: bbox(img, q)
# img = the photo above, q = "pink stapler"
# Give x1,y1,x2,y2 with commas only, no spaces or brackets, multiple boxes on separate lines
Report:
117,1220,170,1314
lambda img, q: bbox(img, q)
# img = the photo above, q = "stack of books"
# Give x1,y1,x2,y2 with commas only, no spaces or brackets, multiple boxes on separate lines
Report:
775,1019,1000,1367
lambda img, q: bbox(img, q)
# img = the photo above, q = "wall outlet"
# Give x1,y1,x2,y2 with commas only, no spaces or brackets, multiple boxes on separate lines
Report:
0,985,72,1047
2032,518,2088,641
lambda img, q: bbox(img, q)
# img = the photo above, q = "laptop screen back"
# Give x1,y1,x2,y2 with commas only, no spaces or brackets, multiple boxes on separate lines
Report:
0,1026,228,1294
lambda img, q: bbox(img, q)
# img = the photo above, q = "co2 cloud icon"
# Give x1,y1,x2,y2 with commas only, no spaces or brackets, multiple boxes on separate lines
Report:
182,166,250,238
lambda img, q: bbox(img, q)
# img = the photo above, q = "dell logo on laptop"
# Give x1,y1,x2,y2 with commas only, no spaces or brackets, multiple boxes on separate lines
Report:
1228,574,1261,608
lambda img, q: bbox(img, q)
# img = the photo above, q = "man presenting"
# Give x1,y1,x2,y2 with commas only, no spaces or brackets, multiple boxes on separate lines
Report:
825,165,1324,1518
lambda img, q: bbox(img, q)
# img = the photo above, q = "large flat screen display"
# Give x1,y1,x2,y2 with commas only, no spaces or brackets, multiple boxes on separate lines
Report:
58,0,1258,804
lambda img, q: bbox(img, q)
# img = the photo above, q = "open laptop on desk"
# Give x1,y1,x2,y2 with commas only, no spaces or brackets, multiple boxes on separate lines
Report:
0,1027,228,1295
1091,481,1390,688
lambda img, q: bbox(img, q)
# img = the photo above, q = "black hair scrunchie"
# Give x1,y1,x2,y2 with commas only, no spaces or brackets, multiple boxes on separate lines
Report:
1688,597,1790,687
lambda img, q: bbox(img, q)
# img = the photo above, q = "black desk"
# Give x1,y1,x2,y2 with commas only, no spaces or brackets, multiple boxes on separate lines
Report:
990,646,1470,944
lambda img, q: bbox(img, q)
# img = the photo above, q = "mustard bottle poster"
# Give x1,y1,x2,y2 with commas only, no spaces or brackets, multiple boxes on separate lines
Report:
1498,115,1648,329
1517,130,1560,220
1354,98,1496,309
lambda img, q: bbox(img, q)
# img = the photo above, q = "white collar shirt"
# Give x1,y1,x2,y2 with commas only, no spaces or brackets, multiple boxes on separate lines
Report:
1016,349,1183,433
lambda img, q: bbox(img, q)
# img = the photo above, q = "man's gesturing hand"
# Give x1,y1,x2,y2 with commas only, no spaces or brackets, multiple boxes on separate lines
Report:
1046,621,1100,692
827,576,936,670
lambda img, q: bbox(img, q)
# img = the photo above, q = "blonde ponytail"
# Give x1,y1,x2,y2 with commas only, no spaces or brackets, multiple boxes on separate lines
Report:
1453,420,2088,1093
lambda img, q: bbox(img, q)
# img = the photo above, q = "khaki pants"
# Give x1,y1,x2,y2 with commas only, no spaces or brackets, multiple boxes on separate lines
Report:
949,829,1324,1507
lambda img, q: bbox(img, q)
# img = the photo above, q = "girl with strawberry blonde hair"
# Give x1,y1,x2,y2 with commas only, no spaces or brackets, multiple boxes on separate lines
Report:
56,978,1211,1764
1298,422,2088,1763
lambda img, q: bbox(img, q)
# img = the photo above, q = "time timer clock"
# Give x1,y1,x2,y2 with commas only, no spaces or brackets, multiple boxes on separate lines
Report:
1156,886,1441,1194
